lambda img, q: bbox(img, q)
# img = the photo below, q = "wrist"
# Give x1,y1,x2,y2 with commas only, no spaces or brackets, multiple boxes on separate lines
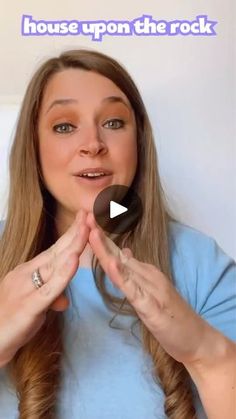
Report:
183,326,236,419
183,324,236,382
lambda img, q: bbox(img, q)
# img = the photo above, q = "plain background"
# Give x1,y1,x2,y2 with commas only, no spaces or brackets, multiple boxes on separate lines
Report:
0,0,235,259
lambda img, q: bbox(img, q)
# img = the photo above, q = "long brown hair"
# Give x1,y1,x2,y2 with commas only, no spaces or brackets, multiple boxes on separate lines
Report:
0,49,197,418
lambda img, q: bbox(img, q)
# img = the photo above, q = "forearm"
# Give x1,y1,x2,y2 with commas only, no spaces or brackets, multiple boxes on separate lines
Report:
184,326,236,419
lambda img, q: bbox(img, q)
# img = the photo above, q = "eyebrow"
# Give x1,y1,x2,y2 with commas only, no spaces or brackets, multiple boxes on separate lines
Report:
45,95,131,115
101,96,131,111
46,98,78,114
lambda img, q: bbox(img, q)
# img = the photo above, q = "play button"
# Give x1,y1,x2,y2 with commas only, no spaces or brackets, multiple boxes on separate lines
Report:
110,201,128,218
93,184,143,234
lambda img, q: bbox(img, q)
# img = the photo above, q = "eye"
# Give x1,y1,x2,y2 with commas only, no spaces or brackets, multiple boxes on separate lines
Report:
103,119,124,130
53,123,76,134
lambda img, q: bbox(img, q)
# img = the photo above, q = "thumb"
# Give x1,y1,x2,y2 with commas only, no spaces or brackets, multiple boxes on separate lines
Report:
49,293,70,312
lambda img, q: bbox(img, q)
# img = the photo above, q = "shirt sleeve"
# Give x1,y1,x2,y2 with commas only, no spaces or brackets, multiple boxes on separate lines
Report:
195,237,236,342
169,222,236,343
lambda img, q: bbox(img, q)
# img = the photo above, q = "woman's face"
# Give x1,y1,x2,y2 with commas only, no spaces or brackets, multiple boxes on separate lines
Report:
38,68,137,225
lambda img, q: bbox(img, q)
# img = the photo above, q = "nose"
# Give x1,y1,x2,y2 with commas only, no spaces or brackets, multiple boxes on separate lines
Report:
78,126,108,157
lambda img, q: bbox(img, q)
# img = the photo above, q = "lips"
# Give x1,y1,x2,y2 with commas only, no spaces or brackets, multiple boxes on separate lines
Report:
73,168,113,187
73,167,112,178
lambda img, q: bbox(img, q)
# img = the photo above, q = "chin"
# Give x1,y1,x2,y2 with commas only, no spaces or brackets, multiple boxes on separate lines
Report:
73,198,96,215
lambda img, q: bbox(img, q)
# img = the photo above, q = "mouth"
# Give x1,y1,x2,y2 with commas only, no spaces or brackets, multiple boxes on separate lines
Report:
74,173,112,186
76,172,110,180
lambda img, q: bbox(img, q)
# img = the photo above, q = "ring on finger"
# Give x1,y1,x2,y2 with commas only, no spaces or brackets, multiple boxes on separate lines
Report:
32,268,45,290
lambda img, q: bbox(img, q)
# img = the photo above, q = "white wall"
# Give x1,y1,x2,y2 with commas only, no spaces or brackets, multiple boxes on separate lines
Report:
0,0,235,259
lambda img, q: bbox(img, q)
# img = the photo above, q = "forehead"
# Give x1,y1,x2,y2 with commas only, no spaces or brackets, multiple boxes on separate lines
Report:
41,68,130,110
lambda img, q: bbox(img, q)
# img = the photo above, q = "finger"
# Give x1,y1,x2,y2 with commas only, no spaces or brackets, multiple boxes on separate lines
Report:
89,229,170,323
27,221,90,293
52,208,88,253
111,257,155,299
75,208,87,223
119,250,167,289
88,229,150,300
89,227,148,282
49,293,70,312
26,208,88,276
43,222,90,284
26,224,89,315
108,258,161,320
86,212,98,230
89,228,120,271
121,247,133,259
49,208,87,311
119,255,168,303
14,223,87,306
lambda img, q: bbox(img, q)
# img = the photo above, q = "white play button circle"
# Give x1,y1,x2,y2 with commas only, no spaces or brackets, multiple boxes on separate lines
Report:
93,184,143,234
110,201,128,219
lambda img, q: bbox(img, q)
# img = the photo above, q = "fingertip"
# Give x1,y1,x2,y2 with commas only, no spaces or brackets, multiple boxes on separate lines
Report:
49,294,70,312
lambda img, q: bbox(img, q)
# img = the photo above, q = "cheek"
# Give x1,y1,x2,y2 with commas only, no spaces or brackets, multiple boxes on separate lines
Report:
38,133,69,176
112,133,137,172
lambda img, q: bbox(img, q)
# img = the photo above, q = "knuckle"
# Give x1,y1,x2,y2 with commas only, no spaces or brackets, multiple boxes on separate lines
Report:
44,258,54,276
129,288,139,305
41,245,58,276
145,263,157,273
58,256,73,276
38,282,52,297
55,253,76,279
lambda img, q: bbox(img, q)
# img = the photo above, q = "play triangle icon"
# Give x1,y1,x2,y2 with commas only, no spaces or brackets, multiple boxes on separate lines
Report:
110,200,128,219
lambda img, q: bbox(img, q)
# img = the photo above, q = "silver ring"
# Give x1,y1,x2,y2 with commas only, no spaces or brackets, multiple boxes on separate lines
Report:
32,268,44,290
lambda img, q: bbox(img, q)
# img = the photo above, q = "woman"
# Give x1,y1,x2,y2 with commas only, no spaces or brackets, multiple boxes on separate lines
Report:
0,49,235,419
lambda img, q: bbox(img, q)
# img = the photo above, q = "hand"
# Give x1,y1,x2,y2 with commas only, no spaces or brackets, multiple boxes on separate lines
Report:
87,213,209,365
0,209,89,367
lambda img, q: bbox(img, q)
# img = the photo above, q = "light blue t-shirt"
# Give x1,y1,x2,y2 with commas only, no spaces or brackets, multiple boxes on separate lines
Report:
0,221,235,418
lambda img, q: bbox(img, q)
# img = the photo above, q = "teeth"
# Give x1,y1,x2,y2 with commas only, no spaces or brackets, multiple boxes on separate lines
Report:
80,172,105,177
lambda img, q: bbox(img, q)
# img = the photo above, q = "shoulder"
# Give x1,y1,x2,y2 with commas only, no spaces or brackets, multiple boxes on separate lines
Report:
168,220,235,272
167,220,229,282
167,221,236,341
168,220,220,255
